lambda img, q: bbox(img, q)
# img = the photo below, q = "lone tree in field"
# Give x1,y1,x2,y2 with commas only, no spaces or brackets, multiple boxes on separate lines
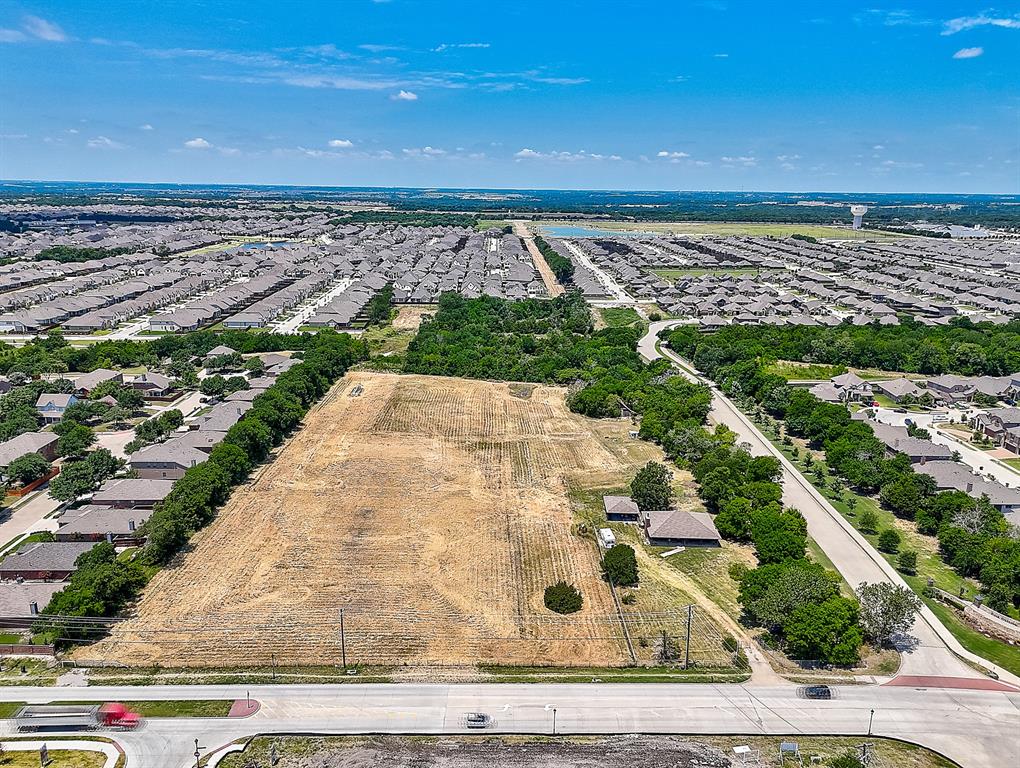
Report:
855,582,921,647
544,582,583,614
630,461,674,511
603,543,639,586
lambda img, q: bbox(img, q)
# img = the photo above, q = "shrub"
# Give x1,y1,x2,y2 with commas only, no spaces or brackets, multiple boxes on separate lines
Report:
858,509,879,534
648,311,662,322
620,592,636,605
828,752,865,768
603,543,639,586
897,550,918,574
544,581,583,614
878,528,901,553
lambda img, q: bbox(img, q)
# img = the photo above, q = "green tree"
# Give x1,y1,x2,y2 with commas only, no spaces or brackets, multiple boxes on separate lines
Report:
746,561,840,631
783,596,863,665
750,506,807,564
877,528,901,553
55,423,96,459
603,544,639,586
5,452,51,485
715,497,753,542
543,581,583,614
855,582,921,646
630,461,674,511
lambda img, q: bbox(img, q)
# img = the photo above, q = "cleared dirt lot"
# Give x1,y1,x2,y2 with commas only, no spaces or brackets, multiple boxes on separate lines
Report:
88,372,648,667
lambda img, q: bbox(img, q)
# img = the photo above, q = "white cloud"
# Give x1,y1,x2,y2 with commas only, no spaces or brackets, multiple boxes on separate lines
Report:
22,15,67,42
720,155,757,166
392,89,418,101
0,133,28,140
218,147,241,157
87,136,124,149
656,150,690,163
713,52,729,58
402,146,446,157
953,46,984,59
776,154,801,162
67,128,80,135
0,28,26,43
184,137,213,149
359,43,403,53
514,148,621,162
943,14,1020,35
328,138,354,148
139,123,154,131
872,144,884,150
432,42,490,52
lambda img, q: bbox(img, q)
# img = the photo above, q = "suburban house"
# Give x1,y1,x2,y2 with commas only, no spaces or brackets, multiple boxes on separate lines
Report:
602,495,640,523
640,509,721,548
869,422,954,464
913,461,1020,516
130,372,174,398
54,506,152,543
972,408,1020,445
873,378,925,403
72,368,122,396
128,440,208,479
91,478,175,509
35,393,79,424
174,430,227,453
0,541,95,582
830,372,873,403
204,344,237,362
0,432,59,468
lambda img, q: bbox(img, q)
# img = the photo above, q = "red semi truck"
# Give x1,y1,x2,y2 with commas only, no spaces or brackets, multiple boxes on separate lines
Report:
15,703,141,731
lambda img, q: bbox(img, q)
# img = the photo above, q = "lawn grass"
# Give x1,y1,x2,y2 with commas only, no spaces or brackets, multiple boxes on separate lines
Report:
764,360,848,381
0,750,106,768
921,596,1020,678
0,701,27,718
598,307,644,328
1003,457,1020,472
54,699,233,717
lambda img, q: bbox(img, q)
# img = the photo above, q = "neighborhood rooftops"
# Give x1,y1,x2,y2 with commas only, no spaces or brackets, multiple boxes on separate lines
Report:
0,431,58,467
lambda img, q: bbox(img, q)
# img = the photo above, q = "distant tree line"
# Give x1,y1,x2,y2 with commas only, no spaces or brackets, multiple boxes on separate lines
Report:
328,211,479,228
683,319,1020,377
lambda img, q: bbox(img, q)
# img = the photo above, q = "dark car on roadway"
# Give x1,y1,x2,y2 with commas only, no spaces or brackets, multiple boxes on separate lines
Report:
800,685,833,700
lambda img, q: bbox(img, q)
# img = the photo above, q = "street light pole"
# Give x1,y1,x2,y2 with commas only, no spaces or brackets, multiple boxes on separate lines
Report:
552,707,557,735
194,738,201,768
339,608,347,669
868,708,875,736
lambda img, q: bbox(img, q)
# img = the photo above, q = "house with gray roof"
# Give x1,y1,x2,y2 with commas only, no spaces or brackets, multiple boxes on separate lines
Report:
91,478,175,508
0,541,94,581
129,440,208,480
640,509,721,548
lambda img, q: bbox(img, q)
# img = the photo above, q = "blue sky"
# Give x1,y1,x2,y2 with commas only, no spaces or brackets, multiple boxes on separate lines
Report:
0,1,1018,192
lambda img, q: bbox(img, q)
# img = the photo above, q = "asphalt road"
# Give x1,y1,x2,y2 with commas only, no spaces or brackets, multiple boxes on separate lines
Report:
637,323,1020,686
0,682,1016,768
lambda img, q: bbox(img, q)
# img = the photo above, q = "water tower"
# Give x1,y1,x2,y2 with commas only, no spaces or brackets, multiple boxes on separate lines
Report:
850,204,868,230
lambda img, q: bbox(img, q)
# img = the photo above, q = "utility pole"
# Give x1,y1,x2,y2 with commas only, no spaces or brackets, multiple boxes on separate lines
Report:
193,738,202,768
684,605,692,669
339,608,347,669
271,652,277,681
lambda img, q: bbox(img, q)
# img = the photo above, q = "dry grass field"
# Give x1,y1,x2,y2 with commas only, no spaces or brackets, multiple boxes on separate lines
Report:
86,372,663,668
